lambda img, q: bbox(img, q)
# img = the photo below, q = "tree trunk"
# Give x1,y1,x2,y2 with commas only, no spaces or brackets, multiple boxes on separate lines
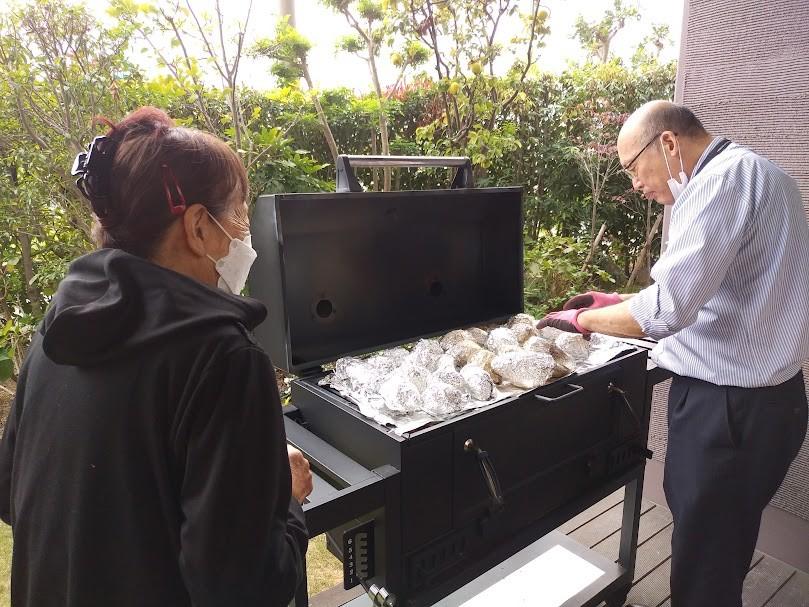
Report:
302,64,339,165
229,85,242,151
590,196,599,245
531,174,544,241
590,192,598,242
17,231,41,316
367,33,392,191
370,131,379,191
626,213,664,289
582,222,607,271
599,41,610,63
530,200,540,240
279,0,296,26
376,104,392,191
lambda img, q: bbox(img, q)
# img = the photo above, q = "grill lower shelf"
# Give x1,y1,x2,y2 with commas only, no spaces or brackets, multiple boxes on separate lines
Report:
340,531,629,607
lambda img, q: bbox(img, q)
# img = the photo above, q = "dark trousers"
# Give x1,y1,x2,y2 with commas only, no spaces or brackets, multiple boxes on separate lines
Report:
664,371,808,607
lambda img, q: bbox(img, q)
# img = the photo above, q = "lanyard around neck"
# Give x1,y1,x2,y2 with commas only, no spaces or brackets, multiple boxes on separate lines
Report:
692,138,732,178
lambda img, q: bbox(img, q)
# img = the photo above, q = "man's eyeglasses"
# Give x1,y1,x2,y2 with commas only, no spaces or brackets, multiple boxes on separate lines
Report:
622,132,664,178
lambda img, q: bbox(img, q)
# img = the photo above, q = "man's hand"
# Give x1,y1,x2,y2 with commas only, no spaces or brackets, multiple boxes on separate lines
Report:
563,291,622,311
536,309,590,335
287,445,313,505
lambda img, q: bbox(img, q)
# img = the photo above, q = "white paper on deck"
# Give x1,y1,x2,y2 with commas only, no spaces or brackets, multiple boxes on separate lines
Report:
454,544,605,607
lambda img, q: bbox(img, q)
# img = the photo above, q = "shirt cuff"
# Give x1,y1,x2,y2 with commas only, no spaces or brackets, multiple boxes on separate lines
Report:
628,284,675,340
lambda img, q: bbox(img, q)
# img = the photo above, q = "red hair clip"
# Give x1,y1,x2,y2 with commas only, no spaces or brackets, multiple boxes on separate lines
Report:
161,164,187,216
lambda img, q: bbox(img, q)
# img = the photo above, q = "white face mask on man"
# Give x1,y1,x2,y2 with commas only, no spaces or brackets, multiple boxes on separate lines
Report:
206,211,257,295
660,137,689,200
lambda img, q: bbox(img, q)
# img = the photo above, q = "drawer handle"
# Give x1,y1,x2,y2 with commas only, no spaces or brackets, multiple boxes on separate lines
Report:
533,383,584,403
464,439,505,514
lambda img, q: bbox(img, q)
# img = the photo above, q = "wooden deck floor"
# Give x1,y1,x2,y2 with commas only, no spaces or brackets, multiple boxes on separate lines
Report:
558,490,809,607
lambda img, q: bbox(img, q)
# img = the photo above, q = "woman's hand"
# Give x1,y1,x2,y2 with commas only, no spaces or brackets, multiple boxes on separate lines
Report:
287,445,313,504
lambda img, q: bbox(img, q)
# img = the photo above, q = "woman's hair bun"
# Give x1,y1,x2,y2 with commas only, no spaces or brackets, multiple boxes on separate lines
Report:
106,106,175,140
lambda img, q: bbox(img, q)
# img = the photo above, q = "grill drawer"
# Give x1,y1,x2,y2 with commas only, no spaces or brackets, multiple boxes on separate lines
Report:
451,351,647,530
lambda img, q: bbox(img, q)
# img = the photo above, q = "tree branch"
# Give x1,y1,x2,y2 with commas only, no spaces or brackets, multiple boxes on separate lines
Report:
499,0,541,114
157,8,220,134
184,1,228,82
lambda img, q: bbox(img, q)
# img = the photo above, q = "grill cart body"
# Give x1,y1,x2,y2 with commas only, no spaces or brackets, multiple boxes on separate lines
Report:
248,156,659,607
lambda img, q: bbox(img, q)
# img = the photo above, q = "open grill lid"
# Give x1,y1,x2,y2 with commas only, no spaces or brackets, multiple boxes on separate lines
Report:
248,156,524,375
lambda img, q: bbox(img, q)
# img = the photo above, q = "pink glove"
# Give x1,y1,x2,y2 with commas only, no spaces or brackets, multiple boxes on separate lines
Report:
563,291,621,311
536,309,590,336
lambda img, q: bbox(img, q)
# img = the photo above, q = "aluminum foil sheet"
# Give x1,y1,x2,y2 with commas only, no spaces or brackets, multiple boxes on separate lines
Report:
555,332,590,361
319,314,634,435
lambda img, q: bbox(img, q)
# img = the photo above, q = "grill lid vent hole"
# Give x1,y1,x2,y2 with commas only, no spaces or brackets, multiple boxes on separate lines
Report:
429,281,443,297
315,299,334,318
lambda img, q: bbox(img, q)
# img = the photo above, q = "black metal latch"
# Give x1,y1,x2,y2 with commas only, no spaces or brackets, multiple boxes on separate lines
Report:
464,439,505,514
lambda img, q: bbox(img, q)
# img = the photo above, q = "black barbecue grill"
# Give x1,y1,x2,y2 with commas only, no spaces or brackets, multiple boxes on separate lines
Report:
248,156,661,607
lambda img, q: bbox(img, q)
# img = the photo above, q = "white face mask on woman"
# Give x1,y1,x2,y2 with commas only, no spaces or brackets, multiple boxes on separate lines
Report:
206,211,257,295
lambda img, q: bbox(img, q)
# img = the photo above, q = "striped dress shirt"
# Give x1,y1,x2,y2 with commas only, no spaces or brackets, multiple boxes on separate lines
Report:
629,137,809,387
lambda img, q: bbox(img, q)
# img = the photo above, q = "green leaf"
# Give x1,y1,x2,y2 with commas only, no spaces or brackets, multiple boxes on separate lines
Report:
0,352,13,382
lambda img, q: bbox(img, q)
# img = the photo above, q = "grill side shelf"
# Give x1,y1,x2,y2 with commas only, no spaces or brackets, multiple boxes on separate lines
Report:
285,413,376,488
283,413,397,538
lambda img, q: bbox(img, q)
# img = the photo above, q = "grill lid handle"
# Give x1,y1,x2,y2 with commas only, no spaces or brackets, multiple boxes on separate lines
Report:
336,154,474,192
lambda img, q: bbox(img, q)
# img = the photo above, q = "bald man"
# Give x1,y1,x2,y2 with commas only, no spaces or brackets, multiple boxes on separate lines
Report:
539,101,809,607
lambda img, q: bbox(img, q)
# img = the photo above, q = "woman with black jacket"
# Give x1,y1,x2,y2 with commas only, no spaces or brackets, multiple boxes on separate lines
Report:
0,107,312,607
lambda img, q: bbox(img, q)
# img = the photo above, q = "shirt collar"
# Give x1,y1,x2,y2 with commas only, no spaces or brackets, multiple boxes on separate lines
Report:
691,136,724,177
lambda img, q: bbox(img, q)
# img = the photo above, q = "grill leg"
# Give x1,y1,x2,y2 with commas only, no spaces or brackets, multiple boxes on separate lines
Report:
604,585,630,607
618,475,643,573
614,368,652,607
613,470,648,607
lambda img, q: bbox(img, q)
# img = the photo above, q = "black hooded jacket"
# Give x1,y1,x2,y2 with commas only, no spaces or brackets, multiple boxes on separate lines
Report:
0,249,308,607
